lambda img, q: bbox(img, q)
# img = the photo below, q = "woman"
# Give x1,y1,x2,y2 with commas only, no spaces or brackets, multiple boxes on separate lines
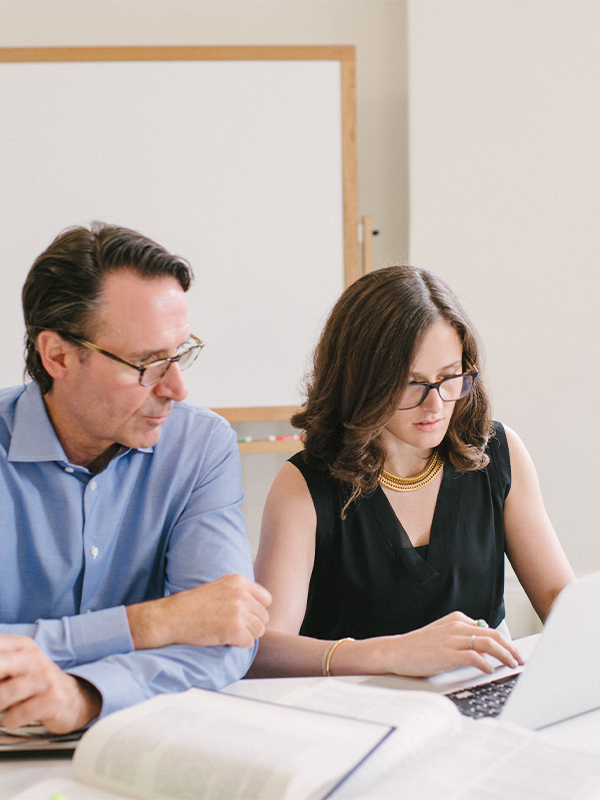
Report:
250,266,574,679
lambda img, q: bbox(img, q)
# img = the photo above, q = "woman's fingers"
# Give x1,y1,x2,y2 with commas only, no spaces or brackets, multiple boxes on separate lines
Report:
380,612,525,677
465,629,522,670
438,611,523,666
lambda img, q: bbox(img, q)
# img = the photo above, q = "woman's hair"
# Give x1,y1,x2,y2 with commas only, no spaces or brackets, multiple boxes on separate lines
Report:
292,266,493,502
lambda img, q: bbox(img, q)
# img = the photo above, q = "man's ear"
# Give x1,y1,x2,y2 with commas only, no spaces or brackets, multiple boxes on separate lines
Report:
36,331,73,381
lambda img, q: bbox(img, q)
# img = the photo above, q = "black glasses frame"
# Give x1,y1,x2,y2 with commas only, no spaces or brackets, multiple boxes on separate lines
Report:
59,332,204,386
397,364,478,410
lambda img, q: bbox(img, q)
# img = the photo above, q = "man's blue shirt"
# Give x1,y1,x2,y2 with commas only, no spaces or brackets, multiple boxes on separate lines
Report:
0,382,255,717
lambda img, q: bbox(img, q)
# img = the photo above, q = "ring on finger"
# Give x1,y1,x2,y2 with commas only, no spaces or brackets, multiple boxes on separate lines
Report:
469,634,476,650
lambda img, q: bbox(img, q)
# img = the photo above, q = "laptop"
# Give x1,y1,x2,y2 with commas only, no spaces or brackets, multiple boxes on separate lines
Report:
449,573,600,729
367,572,600,730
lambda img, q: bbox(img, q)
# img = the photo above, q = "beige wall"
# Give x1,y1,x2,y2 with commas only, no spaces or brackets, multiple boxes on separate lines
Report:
408,0,600,577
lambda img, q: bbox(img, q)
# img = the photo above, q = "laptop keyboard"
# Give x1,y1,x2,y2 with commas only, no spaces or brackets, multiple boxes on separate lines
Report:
446,673,520,719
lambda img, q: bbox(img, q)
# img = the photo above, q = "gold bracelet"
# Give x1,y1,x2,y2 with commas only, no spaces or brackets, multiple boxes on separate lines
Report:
321,637,355,677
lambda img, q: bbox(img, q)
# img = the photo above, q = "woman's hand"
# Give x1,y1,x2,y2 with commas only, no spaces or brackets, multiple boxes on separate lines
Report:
367,611,523,678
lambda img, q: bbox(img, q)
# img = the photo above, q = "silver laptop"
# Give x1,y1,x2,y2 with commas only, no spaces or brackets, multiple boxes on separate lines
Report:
444,573,600,729
366,573,600,730
498,572,600,729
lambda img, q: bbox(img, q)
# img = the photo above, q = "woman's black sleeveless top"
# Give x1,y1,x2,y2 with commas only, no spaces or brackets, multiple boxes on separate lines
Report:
292,423,511,640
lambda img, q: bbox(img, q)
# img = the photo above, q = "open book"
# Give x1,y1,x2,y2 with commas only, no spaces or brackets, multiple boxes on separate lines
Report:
12,685,393,800
11,680,600,800
255,680,600,799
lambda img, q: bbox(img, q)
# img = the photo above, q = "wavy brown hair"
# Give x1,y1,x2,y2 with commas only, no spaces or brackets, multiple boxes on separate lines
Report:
292,266,493,503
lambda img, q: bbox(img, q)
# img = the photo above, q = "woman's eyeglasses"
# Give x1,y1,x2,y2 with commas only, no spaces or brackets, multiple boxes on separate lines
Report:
397,365,478,410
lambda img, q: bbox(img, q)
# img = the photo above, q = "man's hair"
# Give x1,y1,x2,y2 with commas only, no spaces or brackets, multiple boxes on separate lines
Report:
23,221,194,394
292,265,493,505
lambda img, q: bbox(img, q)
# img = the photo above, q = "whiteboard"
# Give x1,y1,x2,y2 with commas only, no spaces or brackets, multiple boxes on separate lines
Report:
0,48,357,418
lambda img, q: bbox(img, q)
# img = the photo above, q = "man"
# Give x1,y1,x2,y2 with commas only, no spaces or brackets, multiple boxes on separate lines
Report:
0,222,271,734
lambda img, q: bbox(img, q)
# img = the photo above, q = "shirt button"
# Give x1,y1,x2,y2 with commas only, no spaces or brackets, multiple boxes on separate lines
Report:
90,480,97,491
65,467,74,473
91,546,99,559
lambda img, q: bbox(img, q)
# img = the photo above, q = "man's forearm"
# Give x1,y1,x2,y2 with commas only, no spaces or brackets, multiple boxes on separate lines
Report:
1,574,270,672
126,595,171,650
126,574,271,651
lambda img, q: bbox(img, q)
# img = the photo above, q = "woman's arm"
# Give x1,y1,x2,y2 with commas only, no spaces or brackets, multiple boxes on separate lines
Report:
249,461,319,675
503,426,576,623
249,461,522,678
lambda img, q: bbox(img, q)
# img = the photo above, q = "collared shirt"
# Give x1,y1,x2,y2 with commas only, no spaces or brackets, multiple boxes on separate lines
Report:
0,382,255,718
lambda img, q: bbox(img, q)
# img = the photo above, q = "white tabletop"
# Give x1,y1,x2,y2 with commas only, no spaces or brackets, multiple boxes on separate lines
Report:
2,635,600,799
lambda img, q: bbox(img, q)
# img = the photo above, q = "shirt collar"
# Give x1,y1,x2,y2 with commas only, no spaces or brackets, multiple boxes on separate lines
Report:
7,382,153,464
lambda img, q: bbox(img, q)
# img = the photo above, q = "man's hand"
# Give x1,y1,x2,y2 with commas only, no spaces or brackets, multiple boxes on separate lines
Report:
126,574,272,651
0,636,102,734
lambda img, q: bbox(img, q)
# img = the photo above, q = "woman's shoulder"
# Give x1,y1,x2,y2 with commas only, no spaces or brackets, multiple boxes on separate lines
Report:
288,450,331,484
262,459,317,530
288,449,308,472
488,420,524,456
482,420,511,496
286,450,357,528
287,450,337,502
476,422,533,499
488,420,507,449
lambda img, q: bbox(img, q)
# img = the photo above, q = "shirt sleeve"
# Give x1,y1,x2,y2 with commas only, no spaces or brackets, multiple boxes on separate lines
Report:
68,642,256,719
0,607,134,668
67,418,257,716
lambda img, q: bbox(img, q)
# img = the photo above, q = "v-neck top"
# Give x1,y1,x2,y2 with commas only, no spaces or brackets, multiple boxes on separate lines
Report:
292,422,511,640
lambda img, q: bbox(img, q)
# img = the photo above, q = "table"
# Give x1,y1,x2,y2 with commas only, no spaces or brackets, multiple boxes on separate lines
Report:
2,636,600,799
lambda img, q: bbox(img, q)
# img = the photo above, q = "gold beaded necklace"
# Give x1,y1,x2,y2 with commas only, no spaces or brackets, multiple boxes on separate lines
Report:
378,450,444,492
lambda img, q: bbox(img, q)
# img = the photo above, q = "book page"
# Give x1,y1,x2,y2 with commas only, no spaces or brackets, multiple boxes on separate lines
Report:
279,680,462,758
72,688,390,800
334,719,600,800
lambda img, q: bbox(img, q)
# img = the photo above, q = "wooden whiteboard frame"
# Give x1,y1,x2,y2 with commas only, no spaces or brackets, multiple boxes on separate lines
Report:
0,46,358,425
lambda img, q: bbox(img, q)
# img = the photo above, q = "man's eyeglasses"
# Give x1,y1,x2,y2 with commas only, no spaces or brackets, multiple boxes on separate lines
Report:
61,332,205,386
397,364,478,410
